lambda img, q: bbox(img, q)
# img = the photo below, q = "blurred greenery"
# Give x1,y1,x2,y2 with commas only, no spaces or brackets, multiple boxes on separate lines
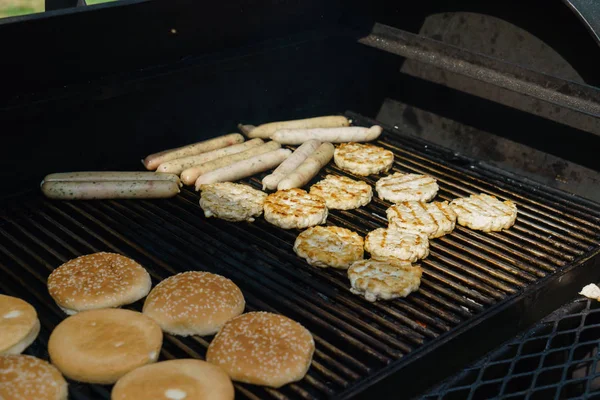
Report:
0,0,115,18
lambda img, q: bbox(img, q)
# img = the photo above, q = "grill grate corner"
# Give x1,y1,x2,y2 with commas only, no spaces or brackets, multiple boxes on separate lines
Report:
424,297,600,400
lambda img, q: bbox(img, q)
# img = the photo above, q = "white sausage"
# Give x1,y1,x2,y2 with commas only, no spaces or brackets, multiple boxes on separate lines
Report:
245,116,350,139
181,141,281,186
42,171,181,185
277,143,335,190
195,148,291,189
261,139,321,190
143,133,244,170
156,138,263,174
41,180,180,200
237,124,257,136
272,125,382,145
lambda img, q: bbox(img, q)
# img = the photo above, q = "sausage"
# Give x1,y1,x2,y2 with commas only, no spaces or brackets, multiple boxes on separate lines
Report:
41,180,180,200
156,138,263,174
277,142,335,190
261,139,321,190
237,124,257,137
245,116,350,139
272,125,382,145
181,141,281,186
195,148,292,189
42,171,181,185
143,133,244,170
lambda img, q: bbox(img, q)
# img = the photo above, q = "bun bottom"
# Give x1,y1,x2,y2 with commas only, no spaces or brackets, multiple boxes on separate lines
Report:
1,318,40,355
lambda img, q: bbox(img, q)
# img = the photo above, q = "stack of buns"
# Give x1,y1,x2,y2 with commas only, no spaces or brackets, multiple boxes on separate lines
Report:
0,250,315,399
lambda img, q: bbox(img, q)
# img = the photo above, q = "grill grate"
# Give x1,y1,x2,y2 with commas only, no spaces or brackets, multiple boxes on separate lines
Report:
423,296,600,400
1,111,599,399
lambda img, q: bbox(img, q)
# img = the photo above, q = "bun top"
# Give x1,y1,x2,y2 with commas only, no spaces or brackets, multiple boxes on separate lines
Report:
47,252,151,313
0,355,68,400
206,312,315,388
143,271,245,336
112,359,234,400
0,294,38,354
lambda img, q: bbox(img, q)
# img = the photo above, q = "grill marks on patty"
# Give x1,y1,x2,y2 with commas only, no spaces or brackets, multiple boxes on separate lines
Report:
386,201,457,239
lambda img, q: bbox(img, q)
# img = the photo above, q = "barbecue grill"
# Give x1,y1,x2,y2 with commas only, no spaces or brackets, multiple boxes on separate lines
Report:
2,0,600,398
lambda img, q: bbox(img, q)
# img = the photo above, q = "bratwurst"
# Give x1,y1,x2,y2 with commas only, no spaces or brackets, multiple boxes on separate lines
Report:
195,148,291,189
143,133,244,170
41,172,181,200
272,125,382,145
244,116,350,139
261,139,321,190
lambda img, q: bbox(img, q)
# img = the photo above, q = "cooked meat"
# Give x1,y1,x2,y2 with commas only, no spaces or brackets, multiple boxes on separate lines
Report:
263,189,327,230
333,143,394,176
348,259,422,302
364,228,429,263
199,182,267,222
450,193,517,232
294,226,364,269
309,175,372,210
376,172,438,203
387,201,457,238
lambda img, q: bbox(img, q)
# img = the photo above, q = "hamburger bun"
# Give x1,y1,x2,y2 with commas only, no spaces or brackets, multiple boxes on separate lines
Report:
0,294,40,355
47,252,152,315
206,312,315,388
48,308,163,384
0,355,68,400
111,359,234,400
143,271,245,336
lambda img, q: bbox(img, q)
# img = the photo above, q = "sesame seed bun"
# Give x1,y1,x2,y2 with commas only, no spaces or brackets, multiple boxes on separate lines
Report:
143,271,245,337
111,359,234,400
206,312,315,388
48,308,163,384
0,355,68,400
47,252,152,315
0,294,40,355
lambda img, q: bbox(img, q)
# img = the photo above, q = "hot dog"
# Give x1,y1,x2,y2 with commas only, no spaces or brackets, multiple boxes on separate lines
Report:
272,125,382,145
143,133,244,170
181,141,281,186
277,143,335,190
244,116,350,139
195,148,291,189
41,172,181,200
261,139,321,190
156,138,263,174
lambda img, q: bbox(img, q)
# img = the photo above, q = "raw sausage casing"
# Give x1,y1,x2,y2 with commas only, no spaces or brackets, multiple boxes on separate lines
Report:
41,172,181,200
277,143,335,190
246,116,350,139
181,141,281,186
272,126,382,145
261,139,321,190
143,133,244,170
156,138,263,174
195,148,291,189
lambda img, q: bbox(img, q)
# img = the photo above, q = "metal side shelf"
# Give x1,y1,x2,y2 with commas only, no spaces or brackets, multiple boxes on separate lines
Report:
422,293,600,400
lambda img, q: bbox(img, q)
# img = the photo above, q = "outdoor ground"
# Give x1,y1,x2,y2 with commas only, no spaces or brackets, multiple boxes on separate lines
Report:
0,0,113,18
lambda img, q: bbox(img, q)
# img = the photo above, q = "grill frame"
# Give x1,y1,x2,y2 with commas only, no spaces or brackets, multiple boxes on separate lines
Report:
0,111,599,399
422,295,600,399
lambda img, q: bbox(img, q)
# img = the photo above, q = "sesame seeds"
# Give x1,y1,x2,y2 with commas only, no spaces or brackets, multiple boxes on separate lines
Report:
47,252,151,313
0,355,67,400
143,271,245,336
206,312,315,387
